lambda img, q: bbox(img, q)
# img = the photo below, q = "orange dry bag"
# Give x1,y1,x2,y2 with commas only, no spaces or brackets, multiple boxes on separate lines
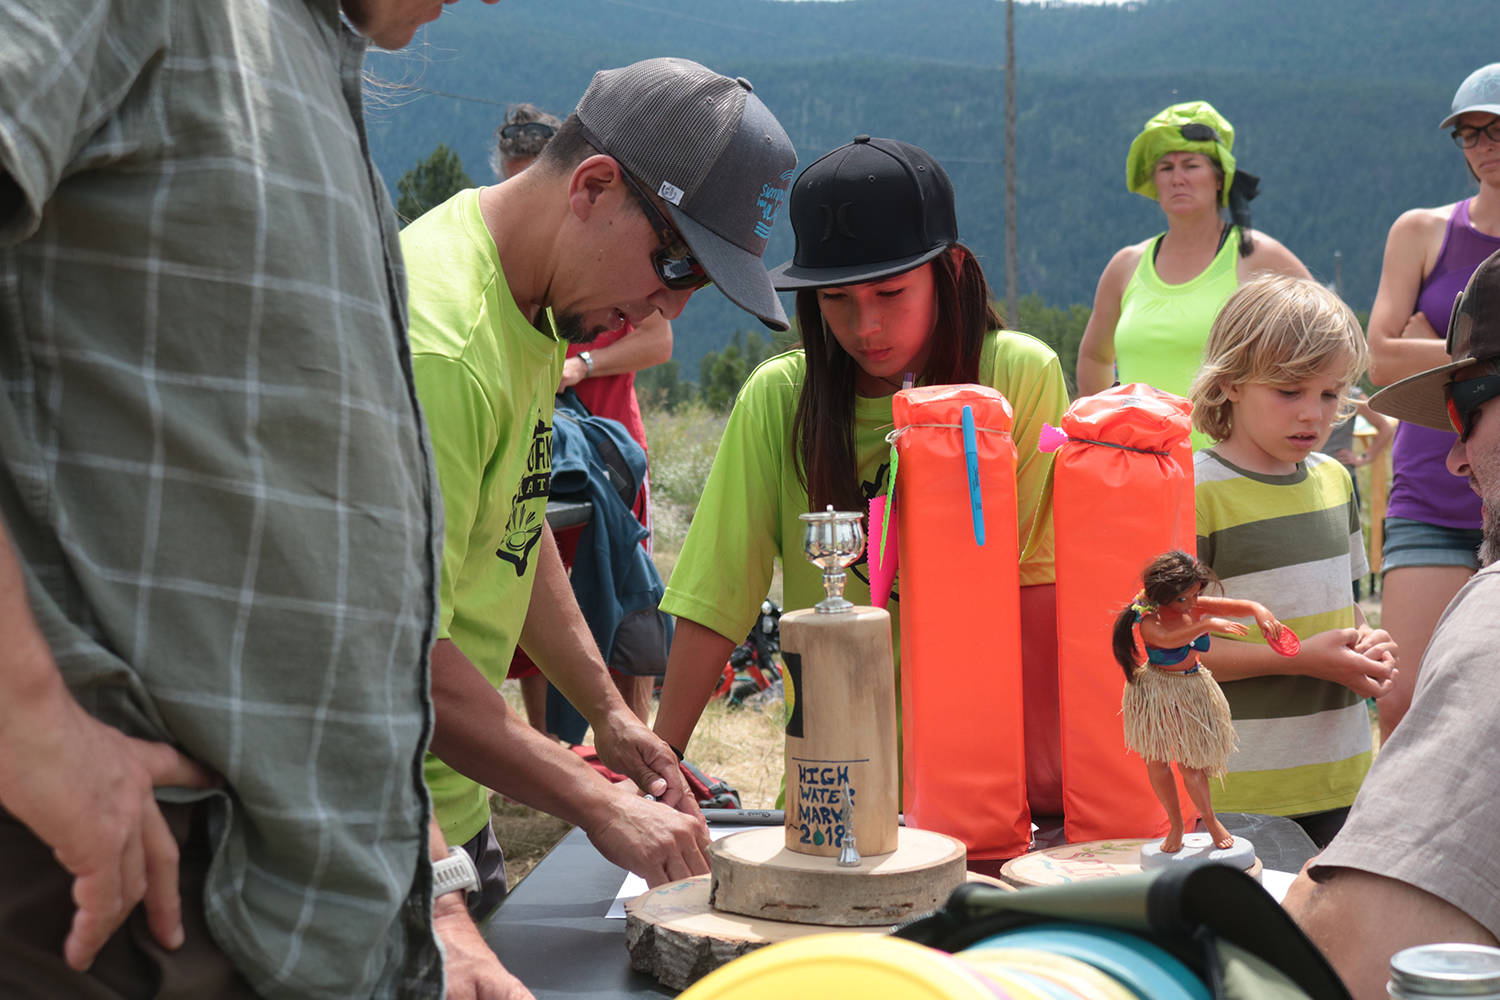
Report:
1051,384,1196,843
894,384,1029,860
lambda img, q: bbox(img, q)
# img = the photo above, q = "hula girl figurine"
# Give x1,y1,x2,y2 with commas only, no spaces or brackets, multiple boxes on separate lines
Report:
1112,550,1285,852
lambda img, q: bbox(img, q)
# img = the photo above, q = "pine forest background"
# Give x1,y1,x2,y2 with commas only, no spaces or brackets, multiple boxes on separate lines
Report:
366,0,1493,389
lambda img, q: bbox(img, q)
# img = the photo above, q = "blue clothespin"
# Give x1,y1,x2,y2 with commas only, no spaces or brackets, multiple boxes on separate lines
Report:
961,404,984,546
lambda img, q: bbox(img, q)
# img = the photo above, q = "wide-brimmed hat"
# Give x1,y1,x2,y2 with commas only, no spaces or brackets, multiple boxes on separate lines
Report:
576,58,797,330
1440,63,1500,129
1125,100,1237,207
769,136,958,290
1370,247,1500,430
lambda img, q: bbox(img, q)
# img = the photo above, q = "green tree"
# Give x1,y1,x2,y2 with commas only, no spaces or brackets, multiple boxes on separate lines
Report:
1014,293,1091,398
698,331,773,411
396,143,473,225
636,358,695,413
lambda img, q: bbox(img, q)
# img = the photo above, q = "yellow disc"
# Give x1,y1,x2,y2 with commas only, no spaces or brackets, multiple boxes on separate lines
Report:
962,947,1138,1000
678,933,1008,999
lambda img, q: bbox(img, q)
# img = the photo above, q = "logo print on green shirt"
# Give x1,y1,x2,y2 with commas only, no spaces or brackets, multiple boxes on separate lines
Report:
496,418,552,576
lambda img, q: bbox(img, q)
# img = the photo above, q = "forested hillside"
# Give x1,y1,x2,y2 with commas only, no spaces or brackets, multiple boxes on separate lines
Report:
365,0,1492,374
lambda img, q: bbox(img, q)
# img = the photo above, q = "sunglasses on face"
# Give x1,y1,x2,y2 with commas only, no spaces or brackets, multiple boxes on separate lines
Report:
1445,371,1500,442
1451,120,1500,149
500,121,556,142
616,169,710,291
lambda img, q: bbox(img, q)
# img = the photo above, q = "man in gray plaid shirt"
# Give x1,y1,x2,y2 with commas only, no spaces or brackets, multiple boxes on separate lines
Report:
0,1,523,997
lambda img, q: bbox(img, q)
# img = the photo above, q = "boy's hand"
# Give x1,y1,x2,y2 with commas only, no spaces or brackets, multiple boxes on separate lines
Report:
1300,628,1398,698
1353,625,1398,668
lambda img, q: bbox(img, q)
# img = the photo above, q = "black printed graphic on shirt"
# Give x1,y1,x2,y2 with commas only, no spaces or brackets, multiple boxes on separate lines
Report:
496,418,552,576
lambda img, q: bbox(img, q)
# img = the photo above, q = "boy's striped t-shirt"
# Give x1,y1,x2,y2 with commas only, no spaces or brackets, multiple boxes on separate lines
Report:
1195,449,1372,817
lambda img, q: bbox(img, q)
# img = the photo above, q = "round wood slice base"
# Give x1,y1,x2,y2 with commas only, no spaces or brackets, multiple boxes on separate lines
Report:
998,837,1261,888
625,871,1011,992
709,826,966,926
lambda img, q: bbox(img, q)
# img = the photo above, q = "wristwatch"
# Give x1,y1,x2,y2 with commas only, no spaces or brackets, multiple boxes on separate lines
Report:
578,351,595,377
432,845,481,900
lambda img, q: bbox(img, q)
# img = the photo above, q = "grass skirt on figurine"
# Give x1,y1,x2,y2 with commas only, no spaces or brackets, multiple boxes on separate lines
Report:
1121,664,1237,778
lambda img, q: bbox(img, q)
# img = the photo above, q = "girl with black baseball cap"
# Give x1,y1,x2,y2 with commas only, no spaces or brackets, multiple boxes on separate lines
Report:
654,136,1070,813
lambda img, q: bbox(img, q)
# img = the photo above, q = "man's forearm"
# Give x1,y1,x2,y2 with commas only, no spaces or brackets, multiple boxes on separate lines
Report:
516,523,623,726
427,637,623,829
1196,633,1289,682
513,526,690,809
586,315,673,377
1288,867,1498,1000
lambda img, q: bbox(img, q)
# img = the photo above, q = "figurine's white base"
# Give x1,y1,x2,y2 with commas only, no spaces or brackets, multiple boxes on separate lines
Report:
1139,833,1256,872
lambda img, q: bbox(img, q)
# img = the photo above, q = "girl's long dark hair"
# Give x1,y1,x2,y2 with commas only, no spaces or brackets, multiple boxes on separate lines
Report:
790,244,1001,513
1112,550,1219,683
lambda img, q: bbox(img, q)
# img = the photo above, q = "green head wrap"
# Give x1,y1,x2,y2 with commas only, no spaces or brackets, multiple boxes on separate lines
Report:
1125,100,1237,207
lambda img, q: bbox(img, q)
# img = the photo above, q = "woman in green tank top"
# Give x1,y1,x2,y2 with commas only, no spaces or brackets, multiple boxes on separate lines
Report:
1076,101,1311,426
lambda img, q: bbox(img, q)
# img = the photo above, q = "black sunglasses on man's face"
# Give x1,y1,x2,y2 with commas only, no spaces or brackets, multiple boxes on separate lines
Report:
1445,371,1500,442
616,169,709,291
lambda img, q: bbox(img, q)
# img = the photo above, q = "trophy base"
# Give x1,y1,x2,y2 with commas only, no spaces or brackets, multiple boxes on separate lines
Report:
708,826,966,926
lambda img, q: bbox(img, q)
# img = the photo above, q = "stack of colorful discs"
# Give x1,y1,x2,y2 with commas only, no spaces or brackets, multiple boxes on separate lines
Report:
677,924,1215,999
966,925,1209,1000
678,934,1019,999
960,948,1137,1000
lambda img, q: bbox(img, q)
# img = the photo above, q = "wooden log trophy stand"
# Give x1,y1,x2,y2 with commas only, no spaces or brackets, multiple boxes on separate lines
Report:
626,508,976,990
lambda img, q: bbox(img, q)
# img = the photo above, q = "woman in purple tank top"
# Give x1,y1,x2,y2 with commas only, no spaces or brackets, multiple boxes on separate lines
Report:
1367,63,1500,738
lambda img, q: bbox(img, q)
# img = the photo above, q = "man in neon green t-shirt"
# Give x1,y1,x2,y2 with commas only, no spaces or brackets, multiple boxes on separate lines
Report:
405,58,797,917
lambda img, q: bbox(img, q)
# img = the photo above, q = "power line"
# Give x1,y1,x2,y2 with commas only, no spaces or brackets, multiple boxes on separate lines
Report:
380,83,510,107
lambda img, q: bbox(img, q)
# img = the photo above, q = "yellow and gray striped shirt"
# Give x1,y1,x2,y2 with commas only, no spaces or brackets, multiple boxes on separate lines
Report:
1195,449,1372,817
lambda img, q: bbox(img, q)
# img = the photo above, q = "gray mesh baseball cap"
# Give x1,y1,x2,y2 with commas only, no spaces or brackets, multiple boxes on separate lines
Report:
1441,63,1500,129
576,57,797,330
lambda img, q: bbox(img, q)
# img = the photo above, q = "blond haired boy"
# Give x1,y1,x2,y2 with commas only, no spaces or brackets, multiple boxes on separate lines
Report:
1190,274,1397,845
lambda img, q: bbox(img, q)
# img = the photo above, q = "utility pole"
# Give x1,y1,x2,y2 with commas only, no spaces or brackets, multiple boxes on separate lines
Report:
1004,0,1018,328
1333,249,1343,300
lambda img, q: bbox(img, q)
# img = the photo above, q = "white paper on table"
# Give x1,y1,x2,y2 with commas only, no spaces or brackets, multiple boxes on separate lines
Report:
605,826,778,918
1262,868,1296,903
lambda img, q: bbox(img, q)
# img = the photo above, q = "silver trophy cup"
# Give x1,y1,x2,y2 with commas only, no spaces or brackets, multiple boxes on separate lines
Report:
800,506,866,613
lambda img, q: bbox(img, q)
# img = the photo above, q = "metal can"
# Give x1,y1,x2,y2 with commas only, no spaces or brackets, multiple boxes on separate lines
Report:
1389,944,1500,998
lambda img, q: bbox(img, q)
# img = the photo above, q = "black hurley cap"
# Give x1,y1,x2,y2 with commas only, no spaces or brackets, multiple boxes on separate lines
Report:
770,136,959,290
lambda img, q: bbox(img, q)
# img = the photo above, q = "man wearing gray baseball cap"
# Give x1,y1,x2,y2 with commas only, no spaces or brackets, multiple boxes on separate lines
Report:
1286,248,1500,998
399,57,796,919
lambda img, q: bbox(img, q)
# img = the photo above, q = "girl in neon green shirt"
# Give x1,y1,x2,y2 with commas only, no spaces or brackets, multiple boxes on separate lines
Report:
654,137,1071,813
